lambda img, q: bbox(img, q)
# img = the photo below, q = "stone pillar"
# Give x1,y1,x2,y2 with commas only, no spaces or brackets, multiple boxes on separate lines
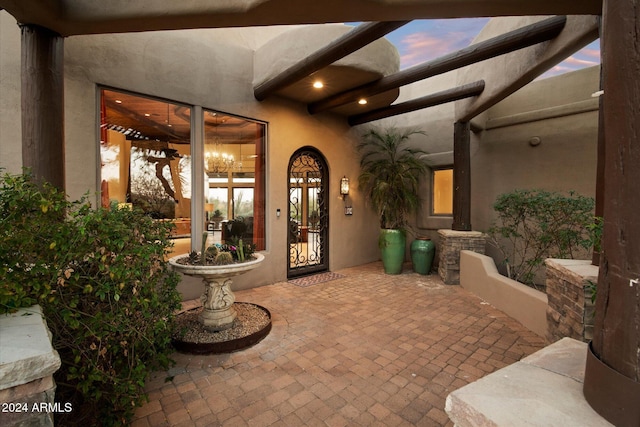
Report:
438,229,485,285
545,259,597,344
0,306,61,427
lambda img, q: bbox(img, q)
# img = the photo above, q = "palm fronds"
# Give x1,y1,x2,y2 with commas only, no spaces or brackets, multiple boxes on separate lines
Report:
357,127,429,229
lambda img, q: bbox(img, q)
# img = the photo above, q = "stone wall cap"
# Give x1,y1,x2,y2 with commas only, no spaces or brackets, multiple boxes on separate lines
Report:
546,259,599,280
0,305,61,390
437,229,486,238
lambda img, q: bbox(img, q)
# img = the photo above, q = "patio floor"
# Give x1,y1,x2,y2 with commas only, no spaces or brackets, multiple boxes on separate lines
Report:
131,262,546,427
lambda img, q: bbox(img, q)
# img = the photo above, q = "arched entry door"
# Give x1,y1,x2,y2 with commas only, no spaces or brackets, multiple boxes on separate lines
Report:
287,148,329,278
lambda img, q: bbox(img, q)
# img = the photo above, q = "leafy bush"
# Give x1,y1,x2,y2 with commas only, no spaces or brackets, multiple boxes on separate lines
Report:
487,189,597,288
0,171,182,426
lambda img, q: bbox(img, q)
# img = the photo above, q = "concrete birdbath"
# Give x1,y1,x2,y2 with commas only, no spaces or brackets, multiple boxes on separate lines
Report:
169,252,265,331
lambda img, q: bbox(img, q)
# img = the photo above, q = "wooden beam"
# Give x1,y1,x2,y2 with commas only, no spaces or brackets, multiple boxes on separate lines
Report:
348,80,484,126
21,24,65,190
253,21,410,101
452,121,471,231
309,15,566,114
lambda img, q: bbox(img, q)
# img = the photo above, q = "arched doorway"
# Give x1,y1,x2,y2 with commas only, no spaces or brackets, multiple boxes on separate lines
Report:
287,147,329,278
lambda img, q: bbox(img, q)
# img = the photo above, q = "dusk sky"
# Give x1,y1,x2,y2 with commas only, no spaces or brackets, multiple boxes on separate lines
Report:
377,19,601,78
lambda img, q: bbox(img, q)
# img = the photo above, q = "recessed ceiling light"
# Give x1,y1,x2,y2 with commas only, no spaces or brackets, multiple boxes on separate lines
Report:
358,99,367,105
115,99,122,104
144,113,151,117
313,81,324,89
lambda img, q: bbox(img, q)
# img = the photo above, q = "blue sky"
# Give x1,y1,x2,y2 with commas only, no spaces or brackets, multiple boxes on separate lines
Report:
380,19,601,78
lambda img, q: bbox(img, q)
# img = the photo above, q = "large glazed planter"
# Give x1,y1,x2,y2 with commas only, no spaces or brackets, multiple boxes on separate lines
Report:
411,237,435,275
168,253,265,331
379,229,406,275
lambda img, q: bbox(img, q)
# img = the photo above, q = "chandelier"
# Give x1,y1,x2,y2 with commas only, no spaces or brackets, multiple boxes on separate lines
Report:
205,140,234,173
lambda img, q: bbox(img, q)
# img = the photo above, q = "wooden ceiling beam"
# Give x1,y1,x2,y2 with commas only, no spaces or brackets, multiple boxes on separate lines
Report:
309,15,567,114
253,20,410,101
348,80,485,126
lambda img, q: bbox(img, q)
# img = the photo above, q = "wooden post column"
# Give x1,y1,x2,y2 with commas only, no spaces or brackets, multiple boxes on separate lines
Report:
583,0,640,425
452,121,471,231
21,25,65,190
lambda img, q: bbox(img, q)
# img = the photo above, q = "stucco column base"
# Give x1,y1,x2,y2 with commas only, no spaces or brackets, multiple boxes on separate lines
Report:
199,279,237,331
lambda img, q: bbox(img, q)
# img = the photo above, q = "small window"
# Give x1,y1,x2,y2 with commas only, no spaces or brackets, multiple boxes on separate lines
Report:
432,168,453,215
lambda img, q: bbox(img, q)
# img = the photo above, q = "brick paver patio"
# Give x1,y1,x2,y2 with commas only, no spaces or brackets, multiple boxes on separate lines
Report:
132,262,545,427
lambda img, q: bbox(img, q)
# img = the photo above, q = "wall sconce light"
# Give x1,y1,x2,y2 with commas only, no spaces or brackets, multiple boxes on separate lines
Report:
340,176,350,200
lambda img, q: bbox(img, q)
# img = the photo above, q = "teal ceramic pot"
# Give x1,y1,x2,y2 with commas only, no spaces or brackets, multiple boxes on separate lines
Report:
411,237,435,275
379,229,406,274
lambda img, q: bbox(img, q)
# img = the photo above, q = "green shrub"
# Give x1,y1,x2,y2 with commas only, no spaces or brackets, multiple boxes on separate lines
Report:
487,189,597,289
0,171,182,426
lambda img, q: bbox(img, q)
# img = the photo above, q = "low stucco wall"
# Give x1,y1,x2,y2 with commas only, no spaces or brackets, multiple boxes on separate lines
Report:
459,250,548,338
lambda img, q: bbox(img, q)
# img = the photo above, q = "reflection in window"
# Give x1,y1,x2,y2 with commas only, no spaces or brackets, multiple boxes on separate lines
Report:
204,110,266,250
99,91,266,254
99,89,192,252
433,168,453,215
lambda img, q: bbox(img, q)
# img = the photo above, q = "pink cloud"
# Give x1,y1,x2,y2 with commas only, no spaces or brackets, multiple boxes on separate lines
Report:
563,56,599,67
399,31,472,68
579,48,601,60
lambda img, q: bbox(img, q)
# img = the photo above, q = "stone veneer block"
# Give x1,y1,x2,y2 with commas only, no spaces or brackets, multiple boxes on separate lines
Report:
545,259,598,344
0,305,61,390
438,229,486,285
445,338,613,427
0,305,61,427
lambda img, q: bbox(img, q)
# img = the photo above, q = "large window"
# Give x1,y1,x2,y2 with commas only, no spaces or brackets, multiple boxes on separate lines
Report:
204,110,266,250
99,89,266,254
432,168,453,215
100,89,192,240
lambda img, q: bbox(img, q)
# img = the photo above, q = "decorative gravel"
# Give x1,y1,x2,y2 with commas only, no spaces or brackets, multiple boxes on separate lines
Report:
173,302,270,344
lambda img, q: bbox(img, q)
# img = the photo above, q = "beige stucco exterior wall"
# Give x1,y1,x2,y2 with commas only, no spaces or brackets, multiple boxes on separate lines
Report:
471,66,599,235
0,12,381,297
0,12,22,175
460,250,548,338
369,64,599,272
0,9,601,294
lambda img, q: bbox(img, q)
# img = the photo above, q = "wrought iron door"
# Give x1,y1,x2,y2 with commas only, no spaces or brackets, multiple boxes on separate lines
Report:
287,148,329,278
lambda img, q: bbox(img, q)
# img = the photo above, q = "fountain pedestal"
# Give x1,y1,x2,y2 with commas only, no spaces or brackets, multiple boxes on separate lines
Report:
169,253,265,331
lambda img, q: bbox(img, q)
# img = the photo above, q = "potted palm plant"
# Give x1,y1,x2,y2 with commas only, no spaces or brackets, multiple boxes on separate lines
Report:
358,127,429,274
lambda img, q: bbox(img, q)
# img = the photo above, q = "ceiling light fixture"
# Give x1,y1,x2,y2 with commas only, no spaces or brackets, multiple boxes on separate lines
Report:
358,99,367,105
205,114,235,174
313,81,324,89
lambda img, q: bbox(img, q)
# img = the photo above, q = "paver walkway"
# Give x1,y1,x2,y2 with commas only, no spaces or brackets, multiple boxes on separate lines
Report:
132,262,545,427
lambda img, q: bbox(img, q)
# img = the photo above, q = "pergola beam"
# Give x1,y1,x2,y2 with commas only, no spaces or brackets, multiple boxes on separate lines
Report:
309,15,567,114
253,21,410,101
348,80,485,126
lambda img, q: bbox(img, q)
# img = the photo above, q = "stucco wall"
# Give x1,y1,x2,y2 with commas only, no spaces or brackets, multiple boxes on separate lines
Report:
460,250,548,338
369,65,599,271
0,10,601,295
0,12,22,175
0,13,381,297
471,66,599,235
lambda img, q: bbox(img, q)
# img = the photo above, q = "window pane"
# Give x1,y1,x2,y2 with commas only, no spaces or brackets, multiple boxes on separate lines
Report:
233,188,254,218
433,168,453,215
99,89,192,256
204,110,266,250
